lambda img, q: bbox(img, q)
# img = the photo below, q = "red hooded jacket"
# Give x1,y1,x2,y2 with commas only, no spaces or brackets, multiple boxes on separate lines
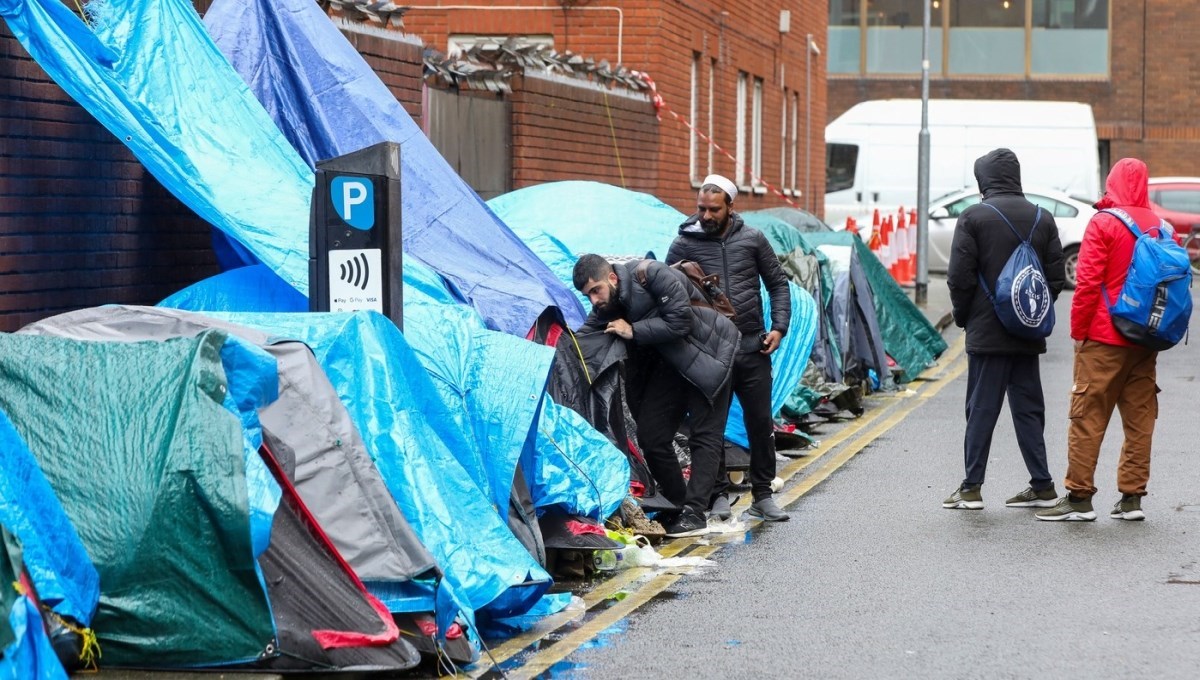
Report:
1071,158,1170,345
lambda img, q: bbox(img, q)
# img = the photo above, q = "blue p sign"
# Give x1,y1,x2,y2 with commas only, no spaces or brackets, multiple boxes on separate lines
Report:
331,176,374,230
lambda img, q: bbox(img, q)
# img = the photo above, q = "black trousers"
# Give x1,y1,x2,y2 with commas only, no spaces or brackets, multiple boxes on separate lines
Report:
962,353,1053,491
710,350,777,501
634,358,732,516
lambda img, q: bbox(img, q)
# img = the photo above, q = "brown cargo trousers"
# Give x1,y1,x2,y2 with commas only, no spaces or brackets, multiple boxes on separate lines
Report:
1065,340,1159,499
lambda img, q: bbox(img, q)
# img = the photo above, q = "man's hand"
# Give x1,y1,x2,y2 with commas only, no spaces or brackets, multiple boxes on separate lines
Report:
605,319,634,340
760,330,783,355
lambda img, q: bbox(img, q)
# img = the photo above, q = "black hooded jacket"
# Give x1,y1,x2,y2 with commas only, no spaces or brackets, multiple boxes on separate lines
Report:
580,259,739,401
668,212,791,350
947,148,1067,355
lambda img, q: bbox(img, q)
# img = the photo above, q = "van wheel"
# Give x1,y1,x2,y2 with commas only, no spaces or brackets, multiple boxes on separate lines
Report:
1063,245,1079,290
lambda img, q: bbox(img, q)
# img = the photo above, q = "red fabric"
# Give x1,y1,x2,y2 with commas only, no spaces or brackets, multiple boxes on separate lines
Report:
565,520,607,537
1072,158,1163,346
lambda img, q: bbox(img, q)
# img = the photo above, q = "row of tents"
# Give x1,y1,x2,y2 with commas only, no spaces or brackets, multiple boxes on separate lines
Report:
0,0,946,675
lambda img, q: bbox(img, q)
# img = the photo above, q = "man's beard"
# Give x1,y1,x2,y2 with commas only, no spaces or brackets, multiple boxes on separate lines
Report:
593,284,624,320
701,216,725,235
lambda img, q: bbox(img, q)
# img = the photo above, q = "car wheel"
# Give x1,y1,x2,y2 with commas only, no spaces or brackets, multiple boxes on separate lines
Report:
1063,245,1079,290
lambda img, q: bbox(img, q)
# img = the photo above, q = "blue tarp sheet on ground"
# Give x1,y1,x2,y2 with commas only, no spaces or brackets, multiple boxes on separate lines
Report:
0,0,314,294
203,0,585,335
203,311,553,634
489,182,818,441
0,411,98,626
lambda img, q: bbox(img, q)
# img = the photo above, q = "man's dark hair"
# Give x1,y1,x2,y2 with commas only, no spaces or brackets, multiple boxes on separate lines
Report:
700,183,732,205
572,253,614,291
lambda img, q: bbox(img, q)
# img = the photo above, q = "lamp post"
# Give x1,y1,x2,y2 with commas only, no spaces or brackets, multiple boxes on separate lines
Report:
915,0,931,305
805,34,820,212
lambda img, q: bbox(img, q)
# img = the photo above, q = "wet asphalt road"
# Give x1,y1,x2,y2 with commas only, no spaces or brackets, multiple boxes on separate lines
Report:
553,289,1200,679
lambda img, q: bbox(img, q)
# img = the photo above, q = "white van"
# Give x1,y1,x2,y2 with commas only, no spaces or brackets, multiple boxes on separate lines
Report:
824,99,1101,228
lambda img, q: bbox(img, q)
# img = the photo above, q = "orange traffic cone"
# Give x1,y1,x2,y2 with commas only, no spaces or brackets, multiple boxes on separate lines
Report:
880,216,894,275
871,208,881,242
905,210,918,283
895,210,913,285
845,215,859,236
868,218,882,255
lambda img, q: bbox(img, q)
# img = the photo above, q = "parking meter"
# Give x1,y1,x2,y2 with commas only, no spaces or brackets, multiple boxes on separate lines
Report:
309,141,403,330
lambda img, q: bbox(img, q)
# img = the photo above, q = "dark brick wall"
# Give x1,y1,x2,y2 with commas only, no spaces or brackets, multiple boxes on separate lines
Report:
828,1,1200,180
0,21,218,332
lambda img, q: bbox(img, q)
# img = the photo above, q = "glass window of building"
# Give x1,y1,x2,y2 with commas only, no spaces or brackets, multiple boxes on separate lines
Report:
1032,0,1109,75
829,0,862,74
865,0,943,74
826,143,859,193
948,0,1024,75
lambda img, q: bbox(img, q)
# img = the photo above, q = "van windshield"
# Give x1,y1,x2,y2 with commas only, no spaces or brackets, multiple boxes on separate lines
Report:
826,143,858,193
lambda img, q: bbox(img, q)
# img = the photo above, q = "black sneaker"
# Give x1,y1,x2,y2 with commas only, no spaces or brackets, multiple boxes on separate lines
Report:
663,510,709,538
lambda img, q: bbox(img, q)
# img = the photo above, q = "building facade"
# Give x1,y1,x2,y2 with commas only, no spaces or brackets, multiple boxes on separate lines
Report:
827,0,1200,182
399,0,829,216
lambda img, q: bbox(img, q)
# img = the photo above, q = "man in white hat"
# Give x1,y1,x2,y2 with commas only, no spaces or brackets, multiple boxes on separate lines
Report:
667,174,793,522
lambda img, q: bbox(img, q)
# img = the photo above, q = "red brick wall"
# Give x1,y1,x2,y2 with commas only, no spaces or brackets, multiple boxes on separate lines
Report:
510,72,658,192
401,1,828,219
828,0,1200,180
0,22,218,332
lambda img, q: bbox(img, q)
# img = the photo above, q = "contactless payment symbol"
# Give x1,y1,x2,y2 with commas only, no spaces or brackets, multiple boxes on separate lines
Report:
331,176,374,230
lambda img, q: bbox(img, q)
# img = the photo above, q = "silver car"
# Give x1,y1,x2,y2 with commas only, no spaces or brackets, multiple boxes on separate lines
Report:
926,188,1094,288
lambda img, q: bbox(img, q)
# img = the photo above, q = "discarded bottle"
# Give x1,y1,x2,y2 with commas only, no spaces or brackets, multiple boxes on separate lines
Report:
592,549,620,572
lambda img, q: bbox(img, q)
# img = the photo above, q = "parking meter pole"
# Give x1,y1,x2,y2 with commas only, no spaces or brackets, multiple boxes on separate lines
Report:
915,0,932,307
308,142,403,330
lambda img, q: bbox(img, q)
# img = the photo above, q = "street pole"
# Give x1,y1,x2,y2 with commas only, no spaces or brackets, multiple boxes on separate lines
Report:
915,0,931,306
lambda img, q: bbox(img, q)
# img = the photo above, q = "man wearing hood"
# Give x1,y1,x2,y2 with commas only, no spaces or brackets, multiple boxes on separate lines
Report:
1036,158,1163,522
945,148,1066,511
572,254,739,538
667,174,793,522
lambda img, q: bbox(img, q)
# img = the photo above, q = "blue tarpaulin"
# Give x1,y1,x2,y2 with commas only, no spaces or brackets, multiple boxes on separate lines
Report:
206,311,553,633
0,593,66,680
489,181,818,438
203,0,585,335
0,411,98,626
0,0,314,293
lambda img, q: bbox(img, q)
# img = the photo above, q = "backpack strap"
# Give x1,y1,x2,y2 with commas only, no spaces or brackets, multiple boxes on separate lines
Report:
1100,207,1172,240
980,202,1042,244
633,259,651,287
975,204,1043,298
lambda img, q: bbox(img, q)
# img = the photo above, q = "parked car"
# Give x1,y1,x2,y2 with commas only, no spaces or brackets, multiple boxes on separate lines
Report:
926,188,1094,289
1149,178,1200,262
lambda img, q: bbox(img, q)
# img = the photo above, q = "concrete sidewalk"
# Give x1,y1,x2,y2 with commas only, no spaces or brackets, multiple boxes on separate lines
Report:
905,273,953,333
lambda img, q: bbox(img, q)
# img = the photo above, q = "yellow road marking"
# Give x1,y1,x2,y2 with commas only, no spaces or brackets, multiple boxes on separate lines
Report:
479,334,967,676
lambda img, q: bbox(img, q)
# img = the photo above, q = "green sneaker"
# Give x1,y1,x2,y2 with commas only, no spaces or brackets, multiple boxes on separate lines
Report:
1005,486,1058,508
1110,495,1145,521
942,485,983,510
1035,495,1096,521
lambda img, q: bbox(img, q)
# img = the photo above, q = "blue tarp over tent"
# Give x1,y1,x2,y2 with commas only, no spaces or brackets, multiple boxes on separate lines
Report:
201,310,554,633
0,0,314,294
203,0,585,335
489,182,820,445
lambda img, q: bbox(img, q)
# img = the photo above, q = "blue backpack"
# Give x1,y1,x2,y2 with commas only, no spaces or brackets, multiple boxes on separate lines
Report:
977,203,1056,340
1099,208,1192,350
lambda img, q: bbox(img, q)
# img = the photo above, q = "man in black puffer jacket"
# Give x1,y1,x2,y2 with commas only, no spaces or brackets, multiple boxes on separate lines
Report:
944,148,1066,512
668,174,792,522
573,254,739,538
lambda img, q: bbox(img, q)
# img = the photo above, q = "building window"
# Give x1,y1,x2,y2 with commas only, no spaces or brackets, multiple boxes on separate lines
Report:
830,0,1108,78
690,52,700,184
752,77,763,190
708,58,716,176
791,92,800,196
780,89,789,191
736,72,747,187
948,0,1024,75
1032,0,1109,75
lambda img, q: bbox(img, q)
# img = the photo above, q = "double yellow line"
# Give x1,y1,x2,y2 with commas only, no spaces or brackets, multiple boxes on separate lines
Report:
474,336,968,679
